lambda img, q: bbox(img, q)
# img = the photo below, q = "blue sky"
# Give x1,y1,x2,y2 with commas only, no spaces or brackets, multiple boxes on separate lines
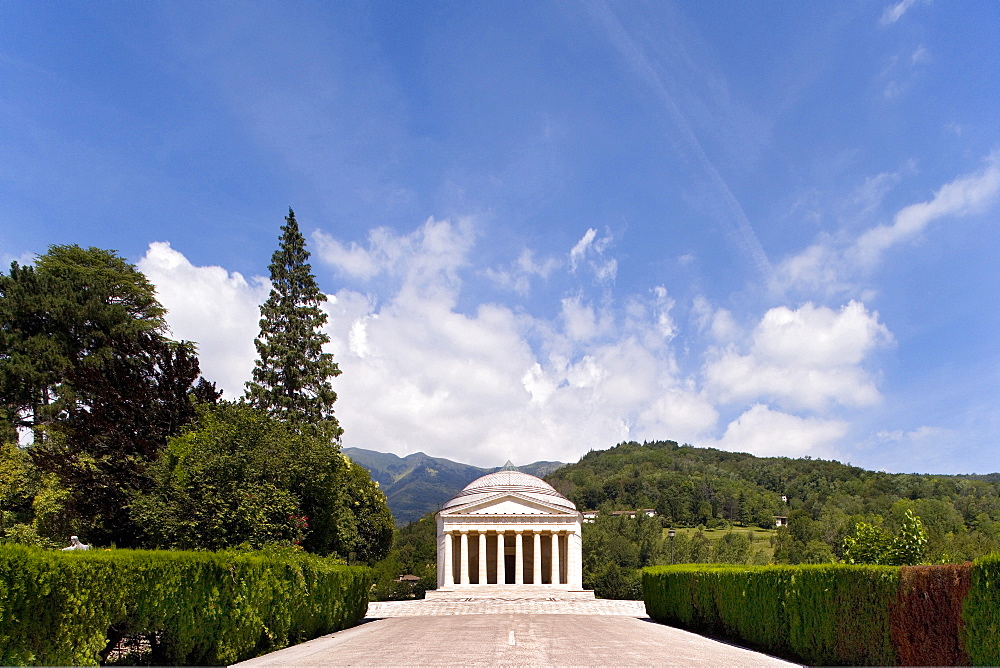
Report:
3,1,998,473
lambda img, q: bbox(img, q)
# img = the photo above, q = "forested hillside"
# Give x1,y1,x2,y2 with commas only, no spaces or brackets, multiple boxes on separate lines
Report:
371,440,1000,601
546,440,1000,564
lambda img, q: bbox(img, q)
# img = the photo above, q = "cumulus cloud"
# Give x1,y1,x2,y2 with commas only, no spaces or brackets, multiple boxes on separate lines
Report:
561,295,601,341
141,213,909,467
705,301,892,411
714,404,847,458
138,241,269,398
144,219,713,466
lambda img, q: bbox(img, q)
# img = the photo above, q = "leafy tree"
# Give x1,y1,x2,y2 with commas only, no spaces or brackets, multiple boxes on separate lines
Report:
245,209,341,435
339,460,394,564
842,510,928,565
134,403,390,561
886,509,928,565
0,247,166,437
0,246,210,546
371,512,439,600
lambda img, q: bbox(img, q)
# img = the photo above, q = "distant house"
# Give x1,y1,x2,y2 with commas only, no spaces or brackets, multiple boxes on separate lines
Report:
396,574,421,582
774,516,788,528
582,511,599,523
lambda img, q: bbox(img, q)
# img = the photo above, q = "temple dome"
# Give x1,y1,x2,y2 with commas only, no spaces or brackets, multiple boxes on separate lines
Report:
442,469,577,511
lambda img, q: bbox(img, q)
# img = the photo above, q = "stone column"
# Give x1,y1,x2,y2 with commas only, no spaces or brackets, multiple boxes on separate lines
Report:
551,531,561,586
533,531,542,585
514,530,524,585
478,531,487,585
496,530,505,586
567,529,583,590
459,530,470,585
443,530,454,587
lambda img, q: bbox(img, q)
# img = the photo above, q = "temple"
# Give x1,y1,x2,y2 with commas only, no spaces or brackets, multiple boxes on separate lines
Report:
433,467,586,593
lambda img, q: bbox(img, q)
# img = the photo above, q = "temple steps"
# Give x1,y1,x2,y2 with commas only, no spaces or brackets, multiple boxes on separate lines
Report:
425,586,595,600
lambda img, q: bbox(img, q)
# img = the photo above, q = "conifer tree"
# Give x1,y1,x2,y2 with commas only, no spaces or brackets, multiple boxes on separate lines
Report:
246,209,342,437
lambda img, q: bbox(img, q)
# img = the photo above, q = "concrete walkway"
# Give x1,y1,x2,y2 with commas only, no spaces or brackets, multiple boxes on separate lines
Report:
234,597,797,667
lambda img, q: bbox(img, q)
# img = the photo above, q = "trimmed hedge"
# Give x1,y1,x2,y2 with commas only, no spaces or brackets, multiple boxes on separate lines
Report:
644,558,1000,666
642,564,897,665
0,546,371,666
892,563,972,666
964,554,1000,666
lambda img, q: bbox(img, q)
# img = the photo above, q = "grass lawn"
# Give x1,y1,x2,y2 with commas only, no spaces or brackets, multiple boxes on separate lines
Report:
662,526,778,563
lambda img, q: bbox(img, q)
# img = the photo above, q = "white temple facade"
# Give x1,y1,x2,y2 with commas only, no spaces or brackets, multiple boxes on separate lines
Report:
435,468,584,591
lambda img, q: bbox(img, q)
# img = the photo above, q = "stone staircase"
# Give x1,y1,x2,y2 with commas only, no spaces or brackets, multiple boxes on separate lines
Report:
425,585,595,600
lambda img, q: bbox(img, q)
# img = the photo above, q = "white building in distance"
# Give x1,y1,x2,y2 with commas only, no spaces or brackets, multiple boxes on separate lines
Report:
434,467,585,592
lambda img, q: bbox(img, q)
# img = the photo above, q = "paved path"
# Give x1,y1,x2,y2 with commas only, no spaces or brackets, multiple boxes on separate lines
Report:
235,599,797,667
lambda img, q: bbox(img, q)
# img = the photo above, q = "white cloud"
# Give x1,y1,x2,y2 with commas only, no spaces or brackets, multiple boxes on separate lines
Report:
876,425,947,443
485,249,561,294
561,295,601,341
851,153,1000,267
569,228,597,272
705,301,891,411
651,286,677,340
569,227,617,282
639,388,719,445
145,219,706,467
313,217,475,298
1,251,36,268
138,241,269,399
141,214,904,468
752,301,892,367
774,154,1000,295
879,0,918,26
692,296,740,343
714,404,847,458
852,169,904,215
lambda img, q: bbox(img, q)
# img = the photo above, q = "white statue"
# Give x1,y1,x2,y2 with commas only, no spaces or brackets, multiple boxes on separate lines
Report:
61,535,90,551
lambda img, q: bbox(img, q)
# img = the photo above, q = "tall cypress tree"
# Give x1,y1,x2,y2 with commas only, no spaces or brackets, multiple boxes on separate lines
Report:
246,209,342,437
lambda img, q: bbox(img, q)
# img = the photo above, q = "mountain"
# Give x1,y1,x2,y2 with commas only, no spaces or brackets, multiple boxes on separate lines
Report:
343,447,566,525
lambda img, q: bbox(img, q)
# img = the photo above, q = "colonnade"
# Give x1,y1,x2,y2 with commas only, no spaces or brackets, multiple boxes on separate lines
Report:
441,528,575,587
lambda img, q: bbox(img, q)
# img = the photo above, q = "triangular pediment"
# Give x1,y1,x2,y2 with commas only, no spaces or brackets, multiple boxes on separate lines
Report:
440,492,576,516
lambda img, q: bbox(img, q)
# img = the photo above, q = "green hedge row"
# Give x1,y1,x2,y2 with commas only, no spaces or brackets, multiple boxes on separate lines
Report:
0,546,371,666
643,555,1000,666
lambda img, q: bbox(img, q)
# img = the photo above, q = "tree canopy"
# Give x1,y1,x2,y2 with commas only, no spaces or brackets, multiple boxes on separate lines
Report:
0,246,211,546
134,402,391,562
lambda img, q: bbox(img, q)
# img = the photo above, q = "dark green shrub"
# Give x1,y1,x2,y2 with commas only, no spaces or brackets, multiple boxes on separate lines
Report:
0,545,370,666
891,563,972,666
964,554,1000,666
